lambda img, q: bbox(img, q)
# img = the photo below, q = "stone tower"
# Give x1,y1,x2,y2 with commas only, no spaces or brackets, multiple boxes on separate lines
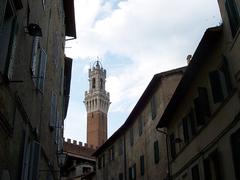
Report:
84,61,110,148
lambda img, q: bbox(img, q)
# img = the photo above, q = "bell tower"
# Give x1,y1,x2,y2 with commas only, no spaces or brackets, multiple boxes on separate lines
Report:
84,61,110,147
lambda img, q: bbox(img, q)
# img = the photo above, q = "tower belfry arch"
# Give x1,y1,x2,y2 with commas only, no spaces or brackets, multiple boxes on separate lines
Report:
84,61,110,147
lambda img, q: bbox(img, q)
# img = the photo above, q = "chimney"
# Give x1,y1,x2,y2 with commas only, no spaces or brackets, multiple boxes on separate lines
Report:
187,54,192,64
73,140,77,145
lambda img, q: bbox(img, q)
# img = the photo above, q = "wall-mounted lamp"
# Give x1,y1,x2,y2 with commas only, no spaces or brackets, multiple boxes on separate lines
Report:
25,23,42,37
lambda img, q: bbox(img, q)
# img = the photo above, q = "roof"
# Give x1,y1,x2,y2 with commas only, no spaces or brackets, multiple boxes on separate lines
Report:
93,66,186,156
64,141,96,161
63,0,76,39
156,26,223,129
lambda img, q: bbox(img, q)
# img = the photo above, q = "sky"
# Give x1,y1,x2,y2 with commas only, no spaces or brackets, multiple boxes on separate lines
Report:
64,0,221,143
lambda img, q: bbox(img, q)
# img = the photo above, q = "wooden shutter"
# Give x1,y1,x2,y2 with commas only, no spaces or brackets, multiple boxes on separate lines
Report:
194,97,204,126
151,96,157,120
129,167,132,180
231,129,240,180
140,155,144,175
154,140,160,164
209,71,224,103
225,0,240,37
182,117,189,143
49,92,57,129
21,130,30,180
138,116,143,136
28,141,41,180
191,164,200,180
170,133,176,159
133,164,136,180
198,87,210,117
130,127,134,146
37,49,47,93
189,109,197,137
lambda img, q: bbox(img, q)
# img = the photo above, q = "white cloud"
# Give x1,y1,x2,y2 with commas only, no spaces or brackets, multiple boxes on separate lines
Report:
65,0,221,140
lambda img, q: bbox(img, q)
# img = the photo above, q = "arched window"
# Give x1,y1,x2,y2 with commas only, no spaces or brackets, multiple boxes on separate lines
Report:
100,78,103,89
92,78,96,89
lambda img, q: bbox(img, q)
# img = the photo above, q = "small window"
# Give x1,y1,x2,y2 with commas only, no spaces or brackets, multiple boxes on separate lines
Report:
138,115,143,136
129,164,136,180
209,59,232,104
154,140,160,164
49,92,57,130
118,138,123,156
170,133,176,160
130,127,134,146
191,164,200,180
92,78,96,89
231,128,240,179
100,78,103,89
109,146,114,161
203,149,222,180
225,0,240,37
119,173,123,180
140,155,145,176
151,96,157,120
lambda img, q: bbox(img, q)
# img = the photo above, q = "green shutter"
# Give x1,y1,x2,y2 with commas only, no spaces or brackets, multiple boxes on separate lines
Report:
209,70,224,103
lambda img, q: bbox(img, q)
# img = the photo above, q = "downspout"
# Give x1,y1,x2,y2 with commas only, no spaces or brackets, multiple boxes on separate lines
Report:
156,128,171,180
123,134,127,180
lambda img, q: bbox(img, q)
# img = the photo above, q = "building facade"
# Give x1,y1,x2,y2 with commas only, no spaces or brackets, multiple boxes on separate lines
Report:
62,139,96,180
84,61,110,148
0,0,76,179
157,1,240,178
93,67,185,180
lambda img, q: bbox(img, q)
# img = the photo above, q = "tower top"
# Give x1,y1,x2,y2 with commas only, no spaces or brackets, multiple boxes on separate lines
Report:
84,61,110,114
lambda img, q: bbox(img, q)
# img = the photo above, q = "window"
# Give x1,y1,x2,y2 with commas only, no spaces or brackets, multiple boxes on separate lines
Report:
92,78,96,89
225,0,240,37
151,95,157,120
98,156,102,169
129,164,136,180
100,78,103,89
109,146,115,161
203,149,222,180
0,0,18,80
130,127,134,146
231,128,240,180
170,133,176,159
194,87,210,127
49,92,57,130
138,115,143,136
154,140,160,164
119,173,123,180
191,164,200,180
209,59,232,104
21,140,41,180
118,138,123,156
140,155,144,176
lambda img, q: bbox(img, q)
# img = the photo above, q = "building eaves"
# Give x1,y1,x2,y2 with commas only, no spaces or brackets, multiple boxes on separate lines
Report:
93,66,186,156
156,25,223,129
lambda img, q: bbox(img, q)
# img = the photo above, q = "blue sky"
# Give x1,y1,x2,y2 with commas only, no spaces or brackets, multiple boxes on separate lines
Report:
64,0,221,143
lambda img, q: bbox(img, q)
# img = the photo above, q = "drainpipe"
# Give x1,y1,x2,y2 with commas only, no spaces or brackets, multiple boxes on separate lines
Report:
123,134,127,180
156,128,171,180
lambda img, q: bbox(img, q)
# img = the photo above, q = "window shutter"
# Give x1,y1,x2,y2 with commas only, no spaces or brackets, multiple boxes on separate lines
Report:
28,141,41,180
191,164,200,180
21,130,30,180
138,116,143,136
189,109,196,137
151,96,157,120
225,0,240,37
37,49,47,93
221,56,232,93
140,155,144,175
194,97,204,126
129,167,132,180
231,129,240,180
198,87,210,117
170,133,176,159
182,117,189,143
55,111,60,144
7,17,18,80
209,70,224,103
31,36,40,77
154,140,160,164
133,164,136,180
49,92,57,129
130,127,134,146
